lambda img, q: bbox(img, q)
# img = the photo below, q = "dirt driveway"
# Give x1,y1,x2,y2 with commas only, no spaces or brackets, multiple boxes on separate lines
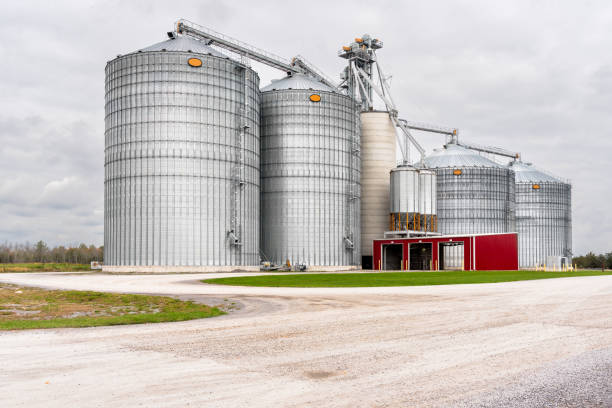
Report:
0,272,610,407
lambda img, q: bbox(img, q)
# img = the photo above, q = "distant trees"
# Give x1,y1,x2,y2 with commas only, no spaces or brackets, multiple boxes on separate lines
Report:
573,252,612,269
0,242,103,264
34,240,48,262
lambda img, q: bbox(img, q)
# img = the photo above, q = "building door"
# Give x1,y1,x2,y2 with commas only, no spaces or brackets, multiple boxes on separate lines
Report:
409,243,432,270
382,244,403,270
439,242,464,270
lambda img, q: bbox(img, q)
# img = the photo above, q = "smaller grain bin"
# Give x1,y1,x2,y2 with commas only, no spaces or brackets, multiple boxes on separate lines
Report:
388,166,437,232
260,73,361,269
424,143,516,235
389,166,419,230
508,161,572,268
418,169,437,232
425,143,515,269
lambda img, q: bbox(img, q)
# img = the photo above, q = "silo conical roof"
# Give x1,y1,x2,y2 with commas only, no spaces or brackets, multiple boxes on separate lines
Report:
261,73,335,92
138,36,228,58
424,143,503,168
508,161,563,183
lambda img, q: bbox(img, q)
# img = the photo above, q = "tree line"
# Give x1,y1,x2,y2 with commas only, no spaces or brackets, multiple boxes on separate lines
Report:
572,252,612,269
0,241,103,264
1,240,608,269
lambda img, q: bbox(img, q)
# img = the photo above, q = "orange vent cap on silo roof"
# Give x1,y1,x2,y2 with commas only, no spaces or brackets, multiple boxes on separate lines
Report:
188,58,202,67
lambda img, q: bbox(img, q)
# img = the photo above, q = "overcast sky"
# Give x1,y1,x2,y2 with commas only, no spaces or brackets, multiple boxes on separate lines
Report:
1,0,611,255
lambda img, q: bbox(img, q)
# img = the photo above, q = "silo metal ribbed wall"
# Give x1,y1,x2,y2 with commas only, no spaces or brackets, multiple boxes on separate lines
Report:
510,161,572,267
389,168,419,212
260,76,360,267
434,167,516,234
418,169,437,231
388,167,438,232
424,144,515,269
104,38,260,267
425,144,516,235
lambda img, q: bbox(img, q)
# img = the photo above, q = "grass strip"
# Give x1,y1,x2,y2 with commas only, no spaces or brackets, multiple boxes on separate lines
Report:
0,263,91,273
202,270,612,288
0,285,223,330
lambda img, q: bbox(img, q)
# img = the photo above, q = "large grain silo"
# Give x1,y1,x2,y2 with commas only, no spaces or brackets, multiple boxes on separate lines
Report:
360,111,397,268
104,35,260,271
424,143,516,234
508,161,572,268
260,73,360,269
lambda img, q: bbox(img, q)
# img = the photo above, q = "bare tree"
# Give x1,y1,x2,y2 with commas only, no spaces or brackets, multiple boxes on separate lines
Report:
0,242,104,264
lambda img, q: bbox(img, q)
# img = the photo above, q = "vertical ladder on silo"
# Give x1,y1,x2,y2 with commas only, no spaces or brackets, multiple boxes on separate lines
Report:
345,113,360,264
230,63,249,263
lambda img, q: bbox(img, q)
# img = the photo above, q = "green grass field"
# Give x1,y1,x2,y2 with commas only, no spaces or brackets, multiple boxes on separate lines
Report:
0,263,91,273
202,270,612,288
0,284,223,330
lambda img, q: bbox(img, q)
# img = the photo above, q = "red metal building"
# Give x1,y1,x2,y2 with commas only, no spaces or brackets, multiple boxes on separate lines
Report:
372,232,518,271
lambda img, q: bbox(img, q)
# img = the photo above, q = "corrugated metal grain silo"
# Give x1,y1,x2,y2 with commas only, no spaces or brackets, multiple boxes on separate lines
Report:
389,166,419,231
418,169,437,232
260,74,360,268
388,166,437,233
424,143,516,235
508,161,572,268
104,35,260,271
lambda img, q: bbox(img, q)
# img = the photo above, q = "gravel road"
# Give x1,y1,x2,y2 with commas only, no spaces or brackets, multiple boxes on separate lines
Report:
0,272,610,407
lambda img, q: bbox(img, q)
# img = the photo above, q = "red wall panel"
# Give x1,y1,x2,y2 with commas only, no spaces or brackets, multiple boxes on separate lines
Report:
474,234,518,270
373,233,518,271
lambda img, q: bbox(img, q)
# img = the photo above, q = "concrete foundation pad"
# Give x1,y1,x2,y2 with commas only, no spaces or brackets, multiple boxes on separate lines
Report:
101,265,361,273
101,265,260,273
305,265,360,272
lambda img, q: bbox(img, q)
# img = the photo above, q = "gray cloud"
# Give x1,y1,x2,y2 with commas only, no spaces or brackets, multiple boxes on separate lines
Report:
0,0,610,254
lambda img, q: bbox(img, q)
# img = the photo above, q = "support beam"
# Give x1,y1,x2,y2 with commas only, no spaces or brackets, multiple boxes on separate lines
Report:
291,55,338,90
400,120,520,160
401,120,457,136
457,141,521,160
355,66,396,111
394,117,427,163
354,66,426,163
351,63,373,109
